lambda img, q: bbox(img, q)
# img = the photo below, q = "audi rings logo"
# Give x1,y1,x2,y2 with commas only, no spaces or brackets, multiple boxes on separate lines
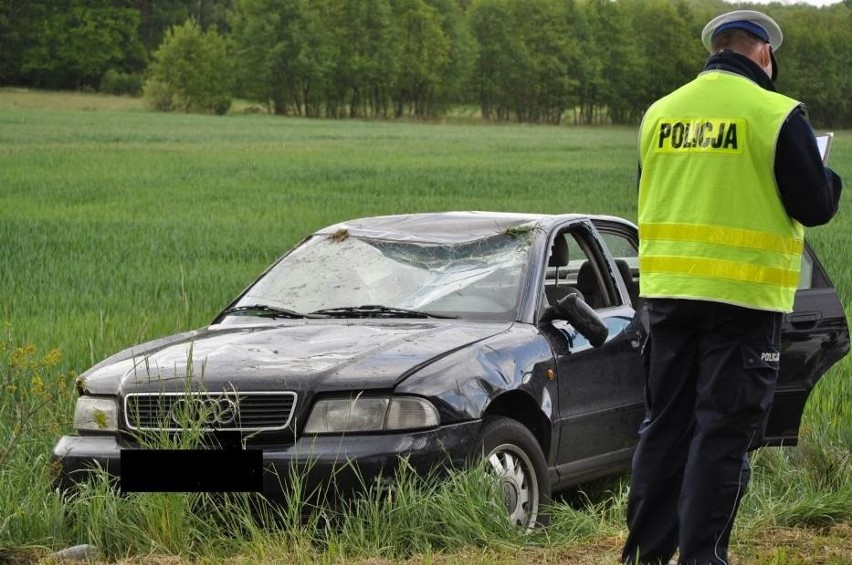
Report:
168,396,240,428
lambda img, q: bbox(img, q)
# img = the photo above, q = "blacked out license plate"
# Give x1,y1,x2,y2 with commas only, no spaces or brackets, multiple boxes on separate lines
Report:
120,449,263,492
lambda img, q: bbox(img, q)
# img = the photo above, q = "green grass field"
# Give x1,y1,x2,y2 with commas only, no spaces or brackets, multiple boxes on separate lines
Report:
0,89,850,563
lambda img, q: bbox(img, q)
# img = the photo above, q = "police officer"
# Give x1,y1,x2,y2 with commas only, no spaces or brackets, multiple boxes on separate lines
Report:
622,10,842,565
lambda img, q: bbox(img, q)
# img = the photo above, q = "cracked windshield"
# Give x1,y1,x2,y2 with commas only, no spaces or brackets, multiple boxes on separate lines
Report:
236,231,534,319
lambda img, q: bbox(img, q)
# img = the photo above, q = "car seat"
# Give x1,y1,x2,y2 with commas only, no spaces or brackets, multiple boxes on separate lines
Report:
546,236,583,305
576,261,601,309
548,235,569,269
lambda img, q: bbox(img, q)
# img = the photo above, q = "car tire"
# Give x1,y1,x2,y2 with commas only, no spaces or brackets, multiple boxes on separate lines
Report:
474,416,551,529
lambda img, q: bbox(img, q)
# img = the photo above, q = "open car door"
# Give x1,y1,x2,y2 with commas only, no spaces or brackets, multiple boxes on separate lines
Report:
764,244,850,445
590,218,848,447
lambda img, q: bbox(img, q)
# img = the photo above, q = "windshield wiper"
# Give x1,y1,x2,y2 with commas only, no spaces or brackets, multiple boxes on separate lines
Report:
311,305,457,319
222,304,326,319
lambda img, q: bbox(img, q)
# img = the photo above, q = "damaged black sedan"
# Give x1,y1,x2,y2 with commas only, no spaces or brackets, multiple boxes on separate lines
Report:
53,212,849,528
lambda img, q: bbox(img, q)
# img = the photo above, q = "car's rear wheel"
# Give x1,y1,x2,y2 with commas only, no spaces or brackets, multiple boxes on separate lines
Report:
474,417,551,530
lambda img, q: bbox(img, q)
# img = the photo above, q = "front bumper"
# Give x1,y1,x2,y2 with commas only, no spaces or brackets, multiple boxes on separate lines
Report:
52,420,482,497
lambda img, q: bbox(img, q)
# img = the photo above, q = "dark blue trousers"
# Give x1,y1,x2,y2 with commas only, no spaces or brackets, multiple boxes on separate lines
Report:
622,298,782,565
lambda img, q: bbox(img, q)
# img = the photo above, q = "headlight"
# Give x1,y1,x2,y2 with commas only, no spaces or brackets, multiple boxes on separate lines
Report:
303,396,439,434
74,396,118,432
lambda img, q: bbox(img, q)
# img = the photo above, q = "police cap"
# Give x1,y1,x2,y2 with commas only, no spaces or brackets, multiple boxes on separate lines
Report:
701,10,783,53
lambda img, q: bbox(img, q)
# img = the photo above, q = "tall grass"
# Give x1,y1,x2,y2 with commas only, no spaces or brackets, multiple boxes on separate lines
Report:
0,90,849,562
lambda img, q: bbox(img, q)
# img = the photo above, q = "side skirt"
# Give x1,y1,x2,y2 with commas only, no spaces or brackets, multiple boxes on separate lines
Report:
549,447,635,492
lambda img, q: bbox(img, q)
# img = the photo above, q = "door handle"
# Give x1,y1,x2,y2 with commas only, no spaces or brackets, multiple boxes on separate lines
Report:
786,312,821,329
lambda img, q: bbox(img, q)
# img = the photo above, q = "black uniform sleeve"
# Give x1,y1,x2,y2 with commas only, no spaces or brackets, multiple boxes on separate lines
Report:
774,108,843,227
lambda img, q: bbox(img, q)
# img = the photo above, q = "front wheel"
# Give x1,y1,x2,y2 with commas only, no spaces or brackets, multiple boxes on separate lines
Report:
474,417,551,529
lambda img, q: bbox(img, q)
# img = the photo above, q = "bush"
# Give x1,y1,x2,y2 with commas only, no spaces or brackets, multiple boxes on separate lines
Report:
100,69,143,97
144,19,233,115
0,327,76,553
142,78,175,112
0,331,74,470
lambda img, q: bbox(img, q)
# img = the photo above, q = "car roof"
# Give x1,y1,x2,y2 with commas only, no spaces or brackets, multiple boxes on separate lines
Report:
316,211,630,244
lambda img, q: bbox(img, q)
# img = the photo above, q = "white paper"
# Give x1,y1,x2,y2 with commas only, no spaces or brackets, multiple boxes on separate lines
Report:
815,132,833,163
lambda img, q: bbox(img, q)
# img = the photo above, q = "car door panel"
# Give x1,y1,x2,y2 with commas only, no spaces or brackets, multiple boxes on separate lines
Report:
764,258,849,444
591,220,848,446
550,311,645,461
539,222,645,487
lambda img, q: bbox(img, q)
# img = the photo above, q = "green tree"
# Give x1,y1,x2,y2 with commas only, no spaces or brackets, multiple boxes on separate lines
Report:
469,0,577,123
390,0,451,118
286,2,337,117
230,0,335,116
514,0,578,123
143,18,233,114
628,0,700,108
134,0,189,52
632,0,707,103
570,0,645,125
427,0,477,107
320,0,396,118
775,3,852,128
0,0,39,84
19,0,145,89
468,0,521,120
567,0,605,125
133,0,235,53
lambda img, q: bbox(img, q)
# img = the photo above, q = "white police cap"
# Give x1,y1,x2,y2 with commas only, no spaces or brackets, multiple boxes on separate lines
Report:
701,10,783,53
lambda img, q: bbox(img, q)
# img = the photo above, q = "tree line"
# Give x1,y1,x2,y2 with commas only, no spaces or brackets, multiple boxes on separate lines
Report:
2,0,851,126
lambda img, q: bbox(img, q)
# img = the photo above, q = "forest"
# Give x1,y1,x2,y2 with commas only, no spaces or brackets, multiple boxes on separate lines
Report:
2,0,851,126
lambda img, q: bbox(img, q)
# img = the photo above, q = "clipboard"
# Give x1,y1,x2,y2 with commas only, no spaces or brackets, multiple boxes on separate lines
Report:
815,132,833,164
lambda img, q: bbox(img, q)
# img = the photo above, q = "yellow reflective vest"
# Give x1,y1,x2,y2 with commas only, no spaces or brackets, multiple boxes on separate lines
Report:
638,70,804,313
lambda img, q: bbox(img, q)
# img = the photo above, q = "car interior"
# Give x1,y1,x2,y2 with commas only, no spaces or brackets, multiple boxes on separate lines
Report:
544,228,633,311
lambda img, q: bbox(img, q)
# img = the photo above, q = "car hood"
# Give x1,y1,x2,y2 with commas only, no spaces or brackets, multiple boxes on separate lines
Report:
79,320,511,395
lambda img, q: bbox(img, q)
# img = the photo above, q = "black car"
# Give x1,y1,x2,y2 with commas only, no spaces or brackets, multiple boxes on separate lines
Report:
53,212,849,528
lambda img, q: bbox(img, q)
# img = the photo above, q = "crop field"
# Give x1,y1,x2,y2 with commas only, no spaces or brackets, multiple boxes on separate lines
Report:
0,89,850,563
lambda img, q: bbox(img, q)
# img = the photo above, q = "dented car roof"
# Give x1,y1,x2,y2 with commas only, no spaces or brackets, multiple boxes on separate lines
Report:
316,211,596,243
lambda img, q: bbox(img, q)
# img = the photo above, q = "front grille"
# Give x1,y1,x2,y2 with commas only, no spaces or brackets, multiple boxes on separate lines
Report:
124,391,297,432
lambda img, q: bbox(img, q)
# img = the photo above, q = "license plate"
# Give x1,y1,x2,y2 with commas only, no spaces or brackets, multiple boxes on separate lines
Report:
120,449,263,492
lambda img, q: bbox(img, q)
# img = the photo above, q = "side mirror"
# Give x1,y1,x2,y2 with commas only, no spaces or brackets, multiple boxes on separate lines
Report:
540,293,608,347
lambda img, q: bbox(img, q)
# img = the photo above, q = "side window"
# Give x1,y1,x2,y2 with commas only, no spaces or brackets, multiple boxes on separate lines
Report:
600,231,640,308
798,252,813,290
798,244,841,291
601,232,638,263
543,227,620,310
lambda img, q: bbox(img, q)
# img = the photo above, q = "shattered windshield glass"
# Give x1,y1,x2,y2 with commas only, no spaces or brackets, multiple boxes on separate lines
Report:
234,229,534,320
